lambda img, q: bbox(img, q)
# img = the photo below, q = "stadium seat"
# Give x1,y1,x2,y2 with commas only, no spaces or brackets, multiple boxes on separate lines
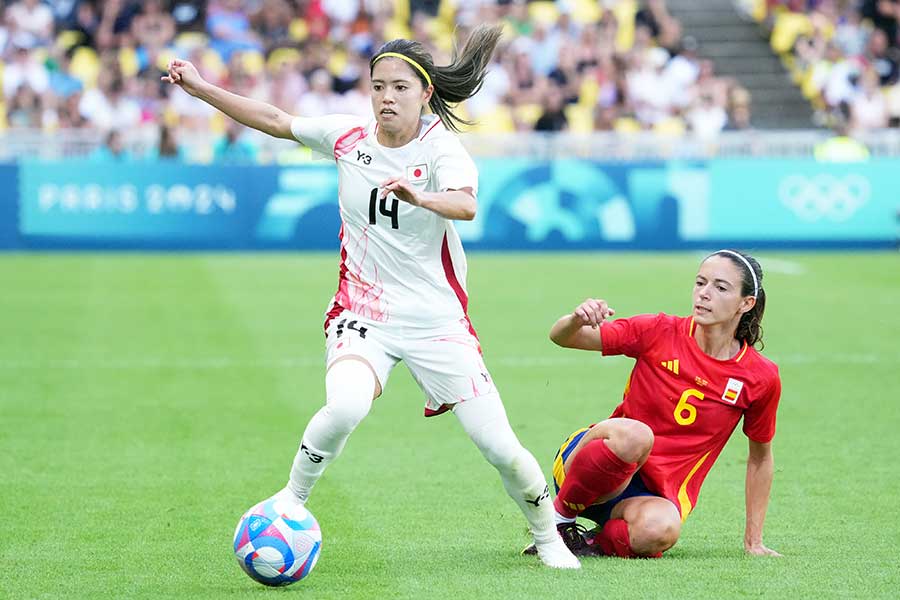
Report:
288,18,309,42
119,46,140,78
770,12,812,55
240,50,266,76
327,50,348,77
267,47,301,71
202,49,227,79
614,116,642,134
174,32,209,50
564,104,594,133
155,48,177,73
528,2,560,27
578,78,600,108
614,0,638,52
571,0,602,25
56,30,84,50
653,116,686,136
472,106,514,133
69,46,100,88
514,103,542,127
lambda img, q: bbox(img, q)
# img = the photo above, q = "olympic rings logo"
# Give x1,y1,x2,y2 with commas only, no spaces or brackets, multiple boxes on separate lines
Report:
777,174,870,222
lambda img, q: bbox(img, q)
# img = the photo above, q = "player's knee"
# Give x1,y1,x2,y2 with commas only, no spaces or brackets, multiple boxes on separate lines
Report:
608,419,654,464
324,359,376,434
631,513,680,555
476,432,523,471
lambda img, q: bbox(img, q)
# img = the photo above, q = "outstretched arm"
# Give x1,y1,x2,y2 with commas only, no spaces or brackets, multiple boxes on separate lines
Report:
549,298,615,351
379,178,477,221
744,439,782,556
162,59,295,140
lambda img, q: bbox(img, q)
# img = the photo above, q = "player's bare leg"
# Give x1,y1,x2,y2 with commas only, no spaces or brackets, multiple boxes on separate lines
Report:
523,418,655,556
587,495,681,557
553,419,653,520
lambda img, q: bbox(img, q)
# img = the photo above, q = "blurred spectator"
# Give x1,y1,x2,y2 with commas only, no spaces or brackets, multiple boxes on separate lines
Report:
663,35,701,110
6,0,54,46
95,0,142,51
851,67,889,129
834,5,869,57
861,0,900,47
147,123,185,160
296,68,340,117
70,0,100,50
6,84,42,128
206,0,262,61
131,0,176,53
78,73,141,131
91,129,133,161
251,0,293,51
726,87,753,130
687,91,728,138
3,35,49,98
534,84,568,132
863,28,899,85
212,120,259,163
626,47,671,126
337,71,374,118
814,104,870,161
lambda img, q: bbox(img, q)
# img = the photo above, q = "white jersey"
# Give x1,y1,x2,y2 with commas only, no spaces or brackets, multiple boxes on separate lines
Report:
291,113,479,329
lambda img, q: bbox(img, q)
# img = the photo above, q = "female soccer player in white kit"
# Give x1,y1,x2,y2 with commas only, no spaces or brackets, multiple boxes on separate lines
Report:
162,24,580,569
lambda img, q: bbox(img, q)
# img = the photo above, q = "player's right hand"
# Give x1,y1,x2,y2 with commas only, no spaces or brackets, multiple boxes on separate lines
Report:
573,298,615,328
161,59,204,96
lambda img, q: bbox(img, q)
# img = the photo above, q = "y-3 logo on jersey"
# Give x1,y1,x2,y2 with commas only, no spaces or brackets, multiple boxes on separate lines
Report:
356,150,372,165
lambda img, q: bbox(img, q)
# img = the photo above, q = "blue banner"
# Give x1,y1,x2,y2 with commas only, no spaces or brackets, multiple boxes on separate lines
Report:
3,158,897,250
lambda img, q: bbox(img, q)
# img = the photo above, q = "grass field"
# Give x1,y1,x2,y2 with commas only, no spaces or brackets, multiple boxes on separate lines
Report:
2,252,899,599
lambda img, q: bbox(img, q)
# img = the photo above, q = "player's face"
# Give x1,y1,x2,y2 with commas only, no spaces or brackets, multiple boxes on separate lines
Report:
692,256,755,327
370,58,433,137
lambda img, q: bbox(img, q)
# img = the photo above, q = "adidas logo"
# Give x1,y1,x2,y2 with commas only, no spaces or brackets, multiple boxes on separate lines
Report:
660,359,679,375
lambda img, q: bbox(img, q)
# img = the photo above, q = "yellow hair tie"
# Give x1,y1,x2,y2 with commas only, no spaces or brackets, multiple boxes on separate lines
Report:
372,52,432,87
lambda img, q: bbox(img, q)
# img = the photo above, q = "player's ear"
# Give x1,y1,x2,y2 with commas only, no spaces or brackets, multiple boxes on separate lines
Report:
422,84,434,105
738,295,756,315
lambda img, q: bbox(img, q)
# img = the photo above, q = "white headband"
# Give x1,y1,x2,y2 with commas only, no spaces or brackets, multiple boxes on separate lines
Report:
713,250,758,297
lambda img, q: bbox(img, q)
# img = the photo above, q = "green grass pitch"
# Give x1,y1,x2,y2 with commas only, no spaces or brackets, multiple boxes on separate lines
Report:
2,252,899,599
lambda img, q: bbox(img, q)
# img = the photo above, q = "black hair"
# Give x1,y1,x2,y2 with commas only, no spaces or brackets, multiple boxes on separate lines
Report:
369,24,503,132
709,249,766,349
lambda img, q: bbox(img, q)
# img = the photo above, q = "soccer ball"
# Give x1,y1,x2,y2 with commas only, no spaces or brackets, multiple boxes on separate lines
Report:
232,496,322,586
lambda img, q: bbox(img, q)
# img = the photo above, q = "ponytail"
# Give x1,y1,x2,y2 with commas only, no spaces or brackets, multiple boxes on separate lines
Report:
370,24,504,132
710,250,767,349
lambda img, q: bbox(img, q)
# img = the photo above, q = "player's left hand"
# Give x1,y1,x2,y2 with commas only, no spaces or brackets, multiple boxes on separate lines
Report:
744,542,782,557
380,177,422,206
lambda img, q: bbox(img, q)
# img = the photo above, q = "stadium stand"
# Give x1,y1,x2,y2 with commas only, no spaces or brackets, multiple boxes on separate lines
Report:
0,0,896,161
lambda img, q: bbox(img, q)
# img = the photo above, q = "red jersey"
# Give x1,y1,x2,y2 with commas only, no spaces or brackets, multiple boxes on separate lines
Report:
600,313,781,521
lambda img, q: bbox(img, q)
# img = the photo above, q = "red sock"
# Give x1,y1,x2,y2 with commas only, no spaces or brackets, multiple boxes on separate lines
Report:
591,519,663,559
553,438,638,519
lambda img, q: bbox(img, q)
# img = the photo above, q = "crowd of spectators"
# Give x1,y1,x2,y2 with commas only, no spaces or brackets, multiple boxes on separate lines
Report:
0,0,753,161
763,0,900,130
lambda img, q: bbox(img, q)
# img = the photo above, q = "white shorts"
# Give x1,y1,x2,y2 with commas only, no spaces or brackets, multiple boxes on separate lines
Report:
324,309,498,416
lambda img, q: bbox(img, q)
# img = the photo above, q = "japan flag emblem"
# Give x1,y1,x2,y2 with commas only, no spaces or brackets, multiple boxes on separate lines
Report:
407,163,428,182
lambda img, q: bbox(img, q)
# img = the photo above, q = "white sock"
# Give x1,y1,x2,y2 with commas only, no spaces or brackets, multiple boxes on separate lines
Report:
287,359,376,502
454,395,557,545
554,511,576,526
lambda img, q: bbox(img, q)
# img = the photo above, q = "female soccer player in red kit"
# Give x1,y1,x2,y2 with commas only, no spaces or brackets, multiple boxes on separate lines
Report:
526,250,782,559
